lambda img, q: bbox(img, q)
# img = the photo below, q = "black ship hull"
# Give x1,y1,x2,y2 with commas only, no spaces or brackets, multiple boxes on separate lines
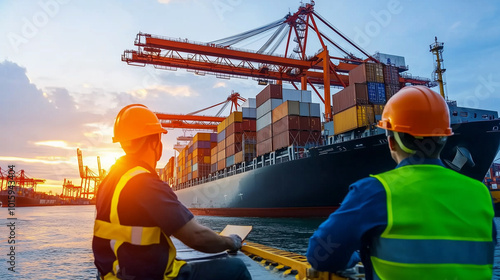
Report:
175,119,500,217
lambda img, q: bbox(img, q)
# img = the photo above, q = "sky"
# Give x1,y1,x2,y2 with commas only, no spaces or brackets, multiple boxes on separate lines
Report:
1,0,499,194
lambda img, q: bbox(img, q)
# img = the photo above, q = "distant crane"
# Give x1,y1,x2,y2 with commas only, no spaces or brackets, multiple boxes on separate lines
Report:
155,91,246,131
77,148,105,199
122,1,431,121
0,167,45,193
429,36,447,99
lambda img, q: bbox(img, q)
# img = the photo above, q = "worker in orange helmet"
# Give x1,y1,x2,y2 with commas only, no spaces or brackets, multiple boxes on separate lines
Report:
307,86,496,279
92,104,251,280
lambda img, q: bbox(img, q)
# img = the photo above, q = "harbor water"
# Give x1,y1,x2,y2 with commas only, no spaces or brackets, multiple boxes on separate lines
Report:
1,205,500,279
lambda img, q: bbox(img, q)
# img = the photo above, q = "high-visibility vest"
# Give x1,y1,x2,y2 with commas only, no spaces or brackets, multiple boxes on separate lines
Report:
93,166,185,280
371,164,494,280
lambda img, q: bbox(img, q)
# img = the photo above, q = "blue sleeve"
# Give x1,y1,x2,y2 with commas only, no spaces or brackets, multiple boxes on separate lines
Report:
306,177,387,272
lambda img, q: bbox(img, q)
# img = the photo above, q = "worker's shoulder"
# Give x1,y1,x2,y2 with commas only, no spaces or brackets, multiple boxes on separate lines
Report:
349,176,385,193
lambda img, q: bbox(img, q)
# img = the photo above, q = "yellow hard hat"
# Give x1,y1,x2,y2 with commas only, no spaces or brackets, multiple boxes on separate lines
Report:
377,86,453,137
112,104,167,143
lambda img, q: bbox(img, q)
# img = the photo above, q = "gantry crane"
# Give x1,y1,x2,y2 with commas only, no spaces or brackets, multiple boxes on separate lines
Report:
156,91,246,131
0,167,45,192
122,1,431,121
77,148,105,199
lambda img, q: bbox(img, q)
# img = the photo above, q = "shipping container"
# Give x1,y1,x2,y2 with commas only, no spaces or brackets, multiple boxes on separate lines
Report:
256,124,272,142
349,63,384,84
217,130,226,142
310,117,321,131
210,133,217,142
383,64,399,85
211,146,218,156
257,138,273,156
273,130,300,150
282,88,302,102
217,149,226,161
226,155,235,167
242,119,256,131
217,140,225,152
242,98,256,108
226,133,242,146
256,84,282,107
299,116,310,130
309,103,321,117
227,111,243,125
211,163,217,173
332,83,369,113
301,90,312,103
256,111,272,131
226,143,243,156
242,107,257,119
257,98,282,119
333,105,374,134
385,84,400,101
226,122,242,135
217,159,226,171
211,154,217,165
367,82,386,104
299,102,310,117
193,133,212,143
193,141,212,150
373,104,384,116
217,119,227,133
272,100,300,123
272,116,300,135
242,131,257,141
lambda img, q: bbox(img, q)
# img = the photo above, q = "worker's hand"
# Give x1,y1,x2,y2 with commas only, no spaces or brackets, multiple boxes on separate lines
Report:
227,234,242,254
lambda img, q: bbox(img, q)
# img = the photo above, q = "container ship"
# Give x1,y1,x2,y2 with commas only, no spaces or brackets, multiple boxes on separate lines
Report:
484,163,500,216
121,3,500,217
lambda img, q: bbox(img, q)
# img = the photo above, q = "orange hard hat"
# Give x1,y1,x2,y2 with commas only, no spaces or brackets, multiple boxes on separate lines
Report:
112,104,167,143
377,86,453,136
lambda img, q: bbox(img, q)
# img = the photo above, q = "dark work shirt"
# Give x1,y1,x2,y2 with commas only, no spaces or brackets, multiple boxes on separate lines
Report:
92,155,193,280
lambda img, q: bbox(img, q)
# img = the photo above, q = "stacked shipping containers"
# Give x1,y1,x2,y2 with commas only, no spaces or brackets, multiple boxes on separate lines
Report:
383,64,401,102
212,105,258,171
175,133,217,184
256,85,282,156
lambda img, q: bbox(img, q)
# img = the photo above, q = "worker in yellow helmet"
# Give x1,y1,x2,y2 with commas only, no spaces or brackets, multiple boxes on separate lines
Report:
307,86,496,279
92,104,251,280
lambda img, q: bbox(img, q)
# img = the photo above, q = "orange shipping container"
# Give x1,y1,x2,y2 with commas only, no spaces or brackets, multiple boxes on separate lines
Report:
211,146,218,156
273,130,300,150
226,133,242,146
217,149,226,161
217,119,227,133
272,100,300,123
211,154,218,165
349,63,384,85
226,143,243,156
272,115,300,136
193,132,212,143
217,140,225,152
333,105,374,134
256,124,272,143
226,122,243,135
217,159,226,171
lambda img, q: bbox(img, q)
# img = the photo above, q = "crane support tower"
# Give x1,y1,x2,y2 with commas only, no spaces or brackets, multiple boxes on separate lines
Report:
430,36,446,99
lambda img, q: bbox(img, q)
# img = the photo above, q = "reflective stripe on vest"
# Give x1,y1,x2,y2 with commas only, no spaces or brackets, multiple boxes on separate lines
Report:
370,164,494,280
94,166,185,280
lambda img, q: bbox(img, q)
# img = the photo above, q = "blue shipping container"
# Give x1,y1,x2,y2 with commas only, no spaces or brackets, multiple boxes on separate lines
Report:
367,82,386,104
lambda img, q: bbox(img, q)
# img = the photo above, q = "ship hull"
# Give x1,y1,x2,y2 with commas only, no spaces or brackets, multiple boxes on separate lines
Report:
175,119,500,217
0,193,60,207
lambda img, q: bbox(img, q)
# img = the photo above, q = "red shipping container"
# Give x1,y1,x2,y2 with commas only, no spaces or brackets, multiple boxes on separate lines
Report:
256,124,272,143
332,83,369,113
242,119,256,131
226,122,243,135
273,130,300,150
226,143,243,156
256,84,283,107
310,117,321,131
226,133,242,146
257,138,273,156
299,116,310,131
242,131,257,141
272,116,300,136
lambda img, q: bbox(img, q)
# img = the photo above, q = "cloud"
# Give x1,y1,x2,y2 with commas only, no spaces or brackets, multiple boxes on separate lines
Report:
128,84,198,98
213,81,227,88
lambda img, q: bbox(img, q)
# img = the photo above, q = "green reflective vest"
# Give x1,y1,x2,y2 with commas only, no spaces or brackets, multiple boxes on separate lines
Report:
371,164,494,280
94,166,185,280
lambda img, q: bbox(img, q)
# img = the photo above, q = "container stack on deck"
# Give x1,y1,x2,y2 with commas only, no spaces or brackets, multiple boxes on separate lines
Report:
176,133,217,184
332,62,403,134
256,85,283,156
212,109,258,172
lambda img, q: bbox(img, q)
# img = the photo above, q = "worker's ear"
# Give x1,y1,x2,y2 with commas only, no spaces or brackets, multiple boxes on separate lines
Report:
387,135,398,152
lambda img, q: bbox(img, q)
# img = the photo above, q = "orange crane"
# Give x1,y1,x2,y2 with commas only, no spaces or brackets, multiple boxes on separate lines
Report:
122,1,431,121
156,91,246,131
77,148,104,199
0,167,45,192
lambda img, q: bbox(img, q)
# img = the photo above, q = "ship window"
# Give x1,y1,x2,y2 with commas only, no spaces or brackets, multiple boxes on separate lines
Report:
452,111,458,116
483,114,489,119
460,112,468,117
474,113,477,118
